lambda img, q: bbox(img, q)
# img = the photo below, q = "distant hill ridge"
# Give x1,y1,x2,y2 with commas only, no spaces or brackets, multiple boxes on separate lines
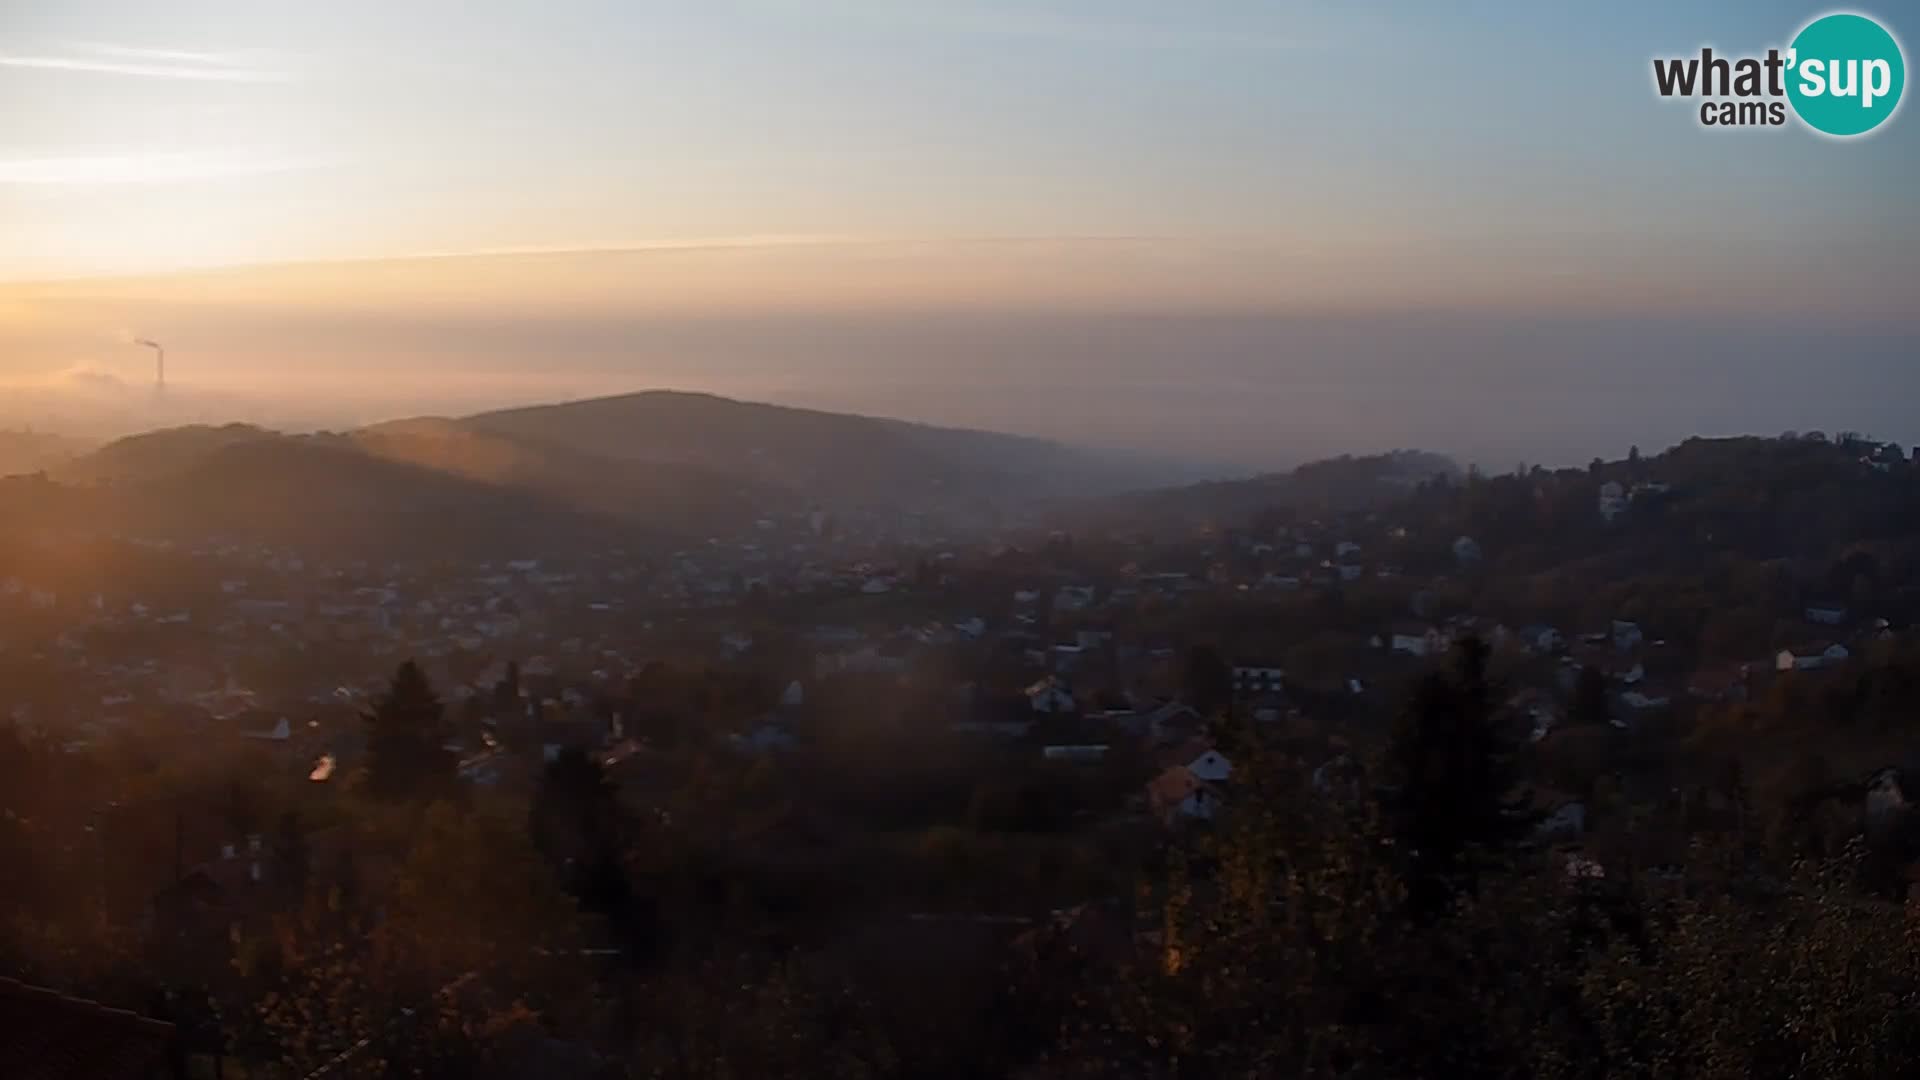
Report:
28,390,1201,552
457,390,1160,507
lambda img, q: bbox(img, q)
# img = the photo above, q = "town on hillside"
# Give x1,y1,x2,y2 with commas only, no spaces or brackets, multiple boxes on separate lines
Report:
6,426,1920,1076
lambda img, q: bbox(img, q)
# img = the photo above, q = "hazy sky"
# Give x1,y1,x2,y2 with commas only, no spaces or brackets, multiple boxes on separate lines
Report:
2,1,1916,467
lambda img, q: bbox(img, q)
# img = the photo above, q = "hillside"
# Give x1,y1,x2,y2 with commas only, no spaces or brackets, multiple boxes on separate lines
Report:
1069,450,1460,531
35,389,1193,552
19,434,630,557
350,417,788,528
458,390,1164,510
54,423,280,486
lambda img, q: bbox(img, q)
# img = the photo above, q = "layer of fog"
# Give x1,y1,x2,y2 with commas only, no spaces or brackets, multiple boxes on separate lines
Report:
5,309,1916,476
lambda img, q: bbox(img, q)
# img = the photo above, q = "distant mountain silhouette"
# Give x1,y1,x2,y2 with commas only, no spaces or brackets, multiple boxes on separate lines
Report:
36,431,626,557
457,390,1169,510
351,416,786,526
31,391,1199,553
54,423,277,485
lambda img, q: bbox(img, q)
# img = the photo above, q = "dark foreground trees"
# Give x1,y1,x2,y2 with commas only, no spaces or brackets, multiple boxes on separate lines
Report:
1061,639,1920,1079
363,660,457,802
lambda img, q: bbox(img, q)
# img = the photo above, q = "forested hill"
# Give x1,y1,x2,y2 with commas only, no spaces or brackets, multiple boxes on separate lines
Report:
1067,449,1460,530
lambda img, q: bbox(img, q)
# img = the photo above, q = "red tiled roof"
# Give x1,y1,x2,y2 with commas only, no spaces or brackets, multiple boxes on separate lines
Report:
0,978,177,1080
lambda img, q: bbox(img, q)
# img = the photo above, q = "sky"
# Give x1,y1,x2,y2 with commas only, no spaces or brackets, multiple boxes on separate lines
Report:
2,1,1916,468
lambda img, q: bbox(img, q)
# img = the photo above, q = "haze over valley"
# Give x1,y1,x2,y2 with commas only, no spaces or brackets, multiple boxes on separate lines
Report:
8,3,1920,1077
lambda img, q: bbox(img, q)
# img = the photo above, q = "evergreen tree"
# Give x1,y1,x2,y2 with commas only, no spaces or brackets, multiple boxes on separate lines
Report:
492,660,522,718
363,660,456,801
530,748,648,957
1569,666,1611,728
1380,637,1533,917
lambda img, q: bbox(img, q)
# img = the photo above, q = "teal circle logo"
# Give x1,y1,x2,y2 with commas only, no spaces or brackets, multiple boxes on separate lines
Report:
1787,13,1905,136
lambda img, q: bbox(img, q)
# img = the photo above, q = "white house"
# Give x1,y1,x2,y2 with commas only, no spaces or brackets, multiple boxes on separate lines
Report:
780,680,805,708
1619,688,1671,711
1598,481,1628,523
1776,643,1850,672
1390,625,1441,657
1452,536,1482,565
1184,748,1233,783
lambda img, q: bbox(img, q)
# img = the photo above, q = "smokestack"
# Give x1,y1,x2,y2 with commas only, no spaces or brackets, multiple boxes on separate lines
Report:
133,338,165,392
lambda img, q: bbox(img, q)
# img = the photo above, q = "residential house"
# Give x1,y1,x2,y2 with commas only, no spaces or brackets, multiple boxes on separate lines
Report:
1452,536,1482,564
1619,687,1672,713
1867,769,1910,828
1163,741,1232,783
1182,745,1228,776
1231,663,1285,696
1389,623,1442,657
1611,620,1644,653
1776,642,1850,672
1025,676,1077,714
1598,481,1628,523
1804,604,1849,626
1148,766,1220,824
